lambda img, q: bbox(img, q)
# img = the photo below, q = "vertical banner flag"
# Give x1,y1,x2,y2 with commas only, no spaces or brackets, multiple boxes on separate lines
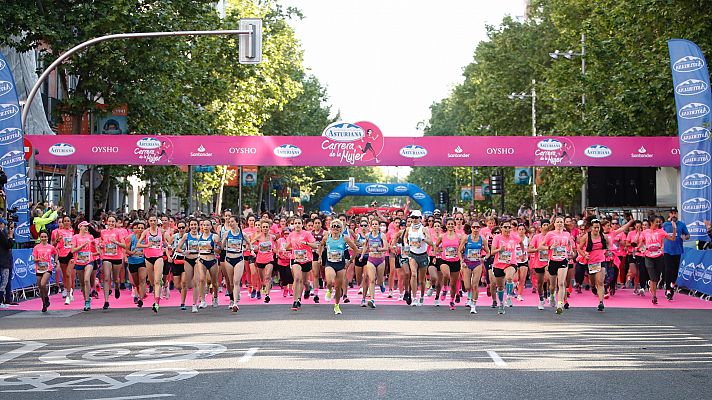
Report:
668,40,712,240
0,52,31,242
514,167,532,185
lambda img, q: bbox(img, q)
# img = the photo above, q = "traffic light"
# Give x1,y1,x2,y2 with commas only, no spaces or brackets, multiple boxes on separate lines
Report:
438,190,446,205
239,18,263,64
490,175,503,195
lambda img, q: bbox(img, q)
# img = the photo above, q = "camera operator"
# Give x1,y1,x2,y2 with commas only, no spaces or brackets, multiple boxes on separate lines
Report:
0,217,15,308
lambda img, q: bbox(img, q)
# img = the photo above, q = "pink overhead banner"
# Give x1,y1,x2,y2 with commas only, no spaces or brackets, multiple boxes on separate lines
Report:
29,131,679,167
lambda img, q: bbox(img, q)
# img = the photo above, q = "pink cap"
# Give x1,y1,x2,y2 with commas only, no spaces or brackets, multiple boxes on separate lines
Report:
78,221,90,227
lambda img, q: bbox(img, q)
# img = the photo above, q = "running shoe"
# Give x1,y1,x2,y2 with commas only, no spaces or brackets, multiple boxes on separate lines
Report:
361,299,367,307
491,300,497,308
61,289,67,298
548,293,556,306
497,304,505,314
434,298,440,307
592,286,598,295
192,305,198,313
152,303,159,313
532,287,537,293
264,295,271,303
180,304,186,310
426,287,434,297
368,299,376,309
291,301,299,311
449,302,455,311
133,295,138,304
404,291,412,306
517,295,524,301
283,288,289,297
304,288,311,299
610,285,616,296
418,297,424,307
575,284,582,294
537,300,545,310
228,300,234,309
441,290,448,299
665,291,673,301
466,299,472,308
138,299,144,308
91,289,99,299
387,290,393,298
506,296,513,308
232,303,239,312
212,297,219,308
597,302,604,312
343,295,350,304
357,287,363,295
42,302,47,313
555,302,563,315
325,288,333,302
64,297,71,306
69,292,74,302
103,301,110,310
397,293,404,301
470,305,477,314
455,293,461,303
564,302,570,309
652,296,658,305
84,300,91,311
199,300,207,309
380,284,386,294
334,304,342,315
296,300,302,309
256,291,261,300
165,288,170,300
250,289,257,298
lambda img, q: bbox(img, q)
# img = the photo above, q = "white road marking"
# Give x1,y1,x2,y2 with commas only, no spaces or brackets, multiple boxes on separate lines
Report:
239,347,259,363
487,350,507,367
89,394,175,400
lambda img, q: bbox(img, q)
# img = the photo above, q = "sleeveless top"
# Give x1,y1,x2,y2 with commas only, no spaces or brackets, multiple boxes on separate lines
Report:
407,226,427,254
464,234,483,261
128,234,145,264
325,235,346,263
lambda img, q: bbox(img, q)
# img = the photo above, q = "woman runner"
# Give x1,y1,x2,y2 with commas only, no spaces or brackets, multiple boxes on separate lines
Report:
124,221,147,308
222,216,248,311
491,222,521,314
33,230,58,312
529,220,551,310
540,216,575,315
52,216,75,305
459,222,489,314
359,219,387,308
643,216,676,304
286,218,318,311
251,220,277,306
136,215,165,313
71,221,99,311
175,219,202,312
437,218,463,310
99,216,126,310
578,219,610,311
319,219,358,314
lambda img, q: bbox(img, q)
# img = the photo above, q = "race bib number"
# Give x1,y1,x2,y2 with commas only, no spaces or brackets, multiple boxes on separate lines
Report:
199,242,212,252
552,246,567,259
187,241,199,253
327,250,343,263
149,237,162,249
77,251,90,264
588,262,602,274
648,245,662,257
294,249,307,263
105,243,118,256
538,250,549,262
36,261,50,273
62,237,72,248
445,246,457,258
499,250,512,264
409,239,421,248
258,241,272,253
227,239,243,253
401,245,410,254
466,248,479,261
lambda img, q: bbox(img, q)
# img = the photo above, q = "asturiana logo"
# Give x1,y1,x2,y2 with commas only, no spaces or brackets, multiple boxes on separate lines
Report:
675,79,709,96
704,264,712,285
346,185,360,193
584,145,612,158
15,220,30,239
0,104,19,121
688,220,707,236
0,127,23,145
537,139,562,151
681,126,711,143
682,197,711,214
273,144,302,158
322,122,365,142
673,56,705,73
5,173,26,191
682,173,711,190
679,102,710,119
682,149,711,166
13,257,28,278
412,192,426,200
136,137,161,149
394,185,409,193
365,184,389,195
0,59,6,71
9,197,29,211
694,262,705,282
0,150,23,168
328,192,342,200
0,81,13,97
48,143,76,157
399,145,427,159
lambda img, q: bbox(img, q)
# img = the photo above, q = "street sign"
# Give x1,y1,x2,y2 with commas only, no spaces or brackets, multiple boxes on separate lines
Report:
239,19,263,64
194,165,214,173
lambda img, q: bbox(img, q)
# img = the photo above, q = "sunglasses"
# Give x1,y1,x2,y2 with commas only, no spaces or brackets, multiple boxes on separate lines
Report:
360,224,368,227
331,225,341,229
178,226,186,229
473,226,481,229
502,226,511,229
455,218,463,220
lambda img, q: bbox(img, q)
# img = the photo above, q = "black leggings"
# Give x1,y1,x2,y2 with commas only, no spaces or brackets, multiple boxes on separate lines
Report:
664,254,681,291
276,265,293,285
574,262,588,286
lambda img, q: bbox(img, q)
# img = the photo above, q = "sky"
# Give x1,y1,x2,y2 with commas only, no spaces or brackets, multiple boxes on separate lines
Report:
280,0,527,137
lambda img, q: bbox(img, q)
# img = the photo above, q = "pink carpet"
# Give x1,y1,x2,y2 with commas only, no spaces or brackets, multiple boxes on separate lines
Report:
13,285,712,311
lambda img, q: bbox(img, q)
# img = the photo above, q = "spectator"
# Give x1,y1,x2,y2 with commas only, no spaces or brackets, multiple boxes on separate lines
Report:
32,205,60,243
0,217,15,308
662,207,689,300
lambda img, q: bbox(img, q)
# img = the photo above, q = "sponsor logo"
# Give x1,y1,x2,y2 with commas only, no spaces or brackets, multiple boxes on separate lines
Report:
9,197,29,211
681,126,711,143
273,144,301,158
48,143,76,157
0,149,23,168
136,138,161,149
688,220,707,236
682,150,711,166
681,261,695,280
673,56,705,73
682,173,711,190
675,79,709,96
5,173,26,191
486,147,515,155
412,192,426,200
228,147,257,154
679,102,710,119
190,144,213,157
0,60,6,71
346,185,360,193
322,122,365,142
365,184,389,195
14,257,28,279
91,146,119,153
400,145,428,159
537,139,562,150
328,192,342,200
584,144,612,158
448,145,471,158
682,197,711,214
15,220,30,239
394,185,408,193
0,81,13,97
0,104,19,121
671,148,680,155
0,127,23,145
631,146,654,159
694,262,705,282
705,265,712,285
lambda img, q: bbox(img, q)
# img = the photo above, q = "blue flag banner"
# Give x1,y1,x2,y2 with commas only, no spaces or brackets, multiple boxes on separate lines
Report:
668,40,712,240
676,248,712,296
0,52,31,242
9,248,56,292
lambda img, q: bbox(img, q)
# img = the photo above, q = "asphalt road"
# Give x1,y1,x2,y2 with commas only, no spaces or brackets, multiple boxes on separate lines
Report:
1,305,711,400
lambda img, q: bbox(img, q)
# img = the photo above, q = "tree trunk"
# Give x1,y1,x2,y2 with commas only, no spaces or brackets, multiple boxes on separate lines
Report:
214,166,227,213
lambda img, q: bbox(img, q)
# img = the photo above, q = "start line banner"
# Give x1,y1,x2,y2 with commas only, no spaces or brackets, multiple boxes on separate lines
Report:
28,134,680,167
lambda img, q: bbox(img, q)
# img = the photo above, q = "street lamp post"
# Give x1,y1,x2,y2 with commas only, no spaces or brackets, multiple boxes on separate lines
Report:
508,79,538,211
550,33,587,210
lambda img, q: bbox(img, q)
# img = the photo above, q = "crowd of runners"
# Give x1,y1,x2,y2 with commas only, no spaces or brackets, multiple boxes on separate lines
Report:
28,204,691,315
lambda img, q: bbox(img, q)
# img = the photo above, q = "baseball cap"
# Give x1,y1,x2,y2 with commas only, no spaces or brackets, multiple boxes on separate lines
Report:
670,207,678,212
78,221,90,227
434,209,441,214
410,210,422,218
